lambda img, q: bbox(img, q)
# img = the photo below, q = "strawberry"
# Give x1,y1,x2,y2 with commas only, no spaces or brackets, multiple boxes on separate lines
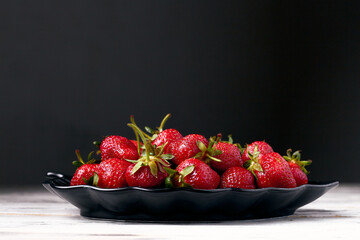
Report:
96,158,131,188
70,164,99,186
283,149,312,186
70,150,99,186
125,164,168,188
152,129,183,154
166,158,220,189
210,141,243,173
139,114,183,154
100,135,139,161
125,123,173,188
182,134,242,173
170,134,209,165
220,166,255,189
246,150,296,188
242,141,273,162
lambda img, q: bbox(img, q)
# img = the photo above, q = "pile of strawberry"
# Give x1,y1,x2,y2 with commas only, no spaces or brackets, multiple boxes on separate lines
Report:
70,114,312,189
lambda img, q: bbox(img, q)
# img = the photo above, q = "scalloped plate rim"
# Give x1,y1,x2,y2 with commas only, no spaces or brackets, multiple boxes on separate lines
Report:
43,171,339,192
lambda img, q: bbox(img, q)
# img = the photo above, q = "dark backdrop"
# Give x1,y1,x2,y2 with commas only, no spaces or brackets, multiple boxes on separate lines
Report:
1,0,359,186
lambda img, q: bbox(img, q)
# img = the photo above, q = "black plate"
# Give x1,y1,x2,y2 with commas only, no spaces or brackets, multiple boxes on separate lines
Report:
43,172,338,221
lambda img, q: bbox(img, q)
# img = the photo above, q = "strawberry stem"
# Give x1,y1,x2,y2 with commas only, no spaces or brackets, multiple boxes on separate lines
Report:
129,116,152,140
128,123,148,146
158,113,171,132
144,139,152,162
207,155,222,162
130,115,142,156
227,134,233,144
75,149,85,165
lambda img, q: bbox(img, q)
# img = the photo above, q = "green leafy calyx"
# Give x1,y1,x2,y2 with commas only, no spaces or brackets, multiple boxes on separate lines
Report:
283,149,312,175
127,122,174,177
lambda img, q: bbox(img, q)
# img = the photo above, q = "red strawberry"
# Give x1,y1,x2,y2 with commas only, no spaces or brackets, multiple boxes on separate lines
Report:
220,166,255,189
242,141,273,162
96,158,131,188
283,149,312,186
70,150,99,186
125,164,168,188
170,134,209,165
138,114,183,154
70,164,99,186
210,141,243,172
246,151,296,188
170,158,220,189
152,128,183,154
288,162,307,186
100,135,139,161
125,123,173,188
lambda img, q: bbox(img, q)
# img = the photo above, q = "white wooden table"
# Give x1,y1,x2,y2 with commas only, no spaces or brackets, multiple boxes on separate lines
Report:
1,184,359,240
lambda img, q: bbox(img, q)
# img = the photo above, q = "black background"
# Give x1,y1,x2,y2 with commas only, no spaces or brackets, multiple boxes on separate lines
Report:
1,1,359,186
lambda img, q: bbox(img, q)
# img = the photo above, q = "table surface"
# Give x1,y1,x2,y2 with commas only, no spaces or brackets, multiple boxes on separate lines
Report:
0,184,359,240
